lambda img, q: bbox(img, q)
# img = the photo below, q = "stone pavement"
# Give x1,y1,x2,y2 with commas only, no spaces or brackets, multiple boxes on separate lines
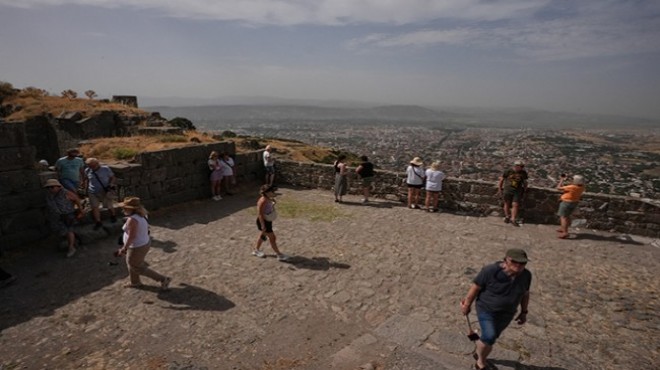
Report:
1,186,658,370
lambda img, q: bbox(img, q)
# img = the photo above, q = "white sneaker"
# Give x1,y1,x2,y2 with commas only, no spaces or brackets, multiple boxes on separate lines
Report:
277,254,290,262
361,198,368,203
252,250,266,258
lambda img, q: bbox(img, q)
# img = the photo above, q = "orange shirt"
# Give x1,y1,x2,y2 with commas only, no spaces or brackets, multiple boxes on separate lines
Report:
560,184,585,202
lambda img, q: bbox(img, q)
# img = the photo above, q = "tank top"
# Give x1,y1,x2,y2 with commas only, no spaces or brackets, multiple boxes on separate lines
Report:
123,214,151,248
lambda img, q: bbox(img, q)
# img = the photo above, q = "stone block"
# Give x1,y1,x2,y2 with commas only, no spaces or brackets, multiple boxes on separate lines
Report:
0,170,42,195
0,122,28,148
0,226,50,250
0,146,37,171
0,209,46,234
1,191,46,216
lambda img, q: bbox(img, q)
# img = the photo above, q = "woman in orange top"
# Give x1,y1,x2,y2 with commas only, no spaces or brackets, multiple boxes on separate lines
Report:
556,174,585,239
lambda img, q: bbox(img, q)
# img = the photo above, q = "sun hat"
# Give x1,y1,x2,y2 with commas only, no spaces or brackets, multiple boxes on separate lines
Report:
430,161,441,171
506,248,529,263
513,160,524,166
410,157,423,166
573,175,585,185
38,159,49,166
119,197,142,209
43,179,62,188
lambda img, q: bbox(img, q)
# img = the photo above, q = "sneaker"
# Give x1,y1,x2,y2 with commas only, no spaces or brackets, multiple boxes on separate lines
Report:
277,254,290,262
252,250,266,258
511,220,520,227
361,199,368,203
504,217,511,224
0,275,17,289
66,248,77,258
94,222,103,230
160,277,172,291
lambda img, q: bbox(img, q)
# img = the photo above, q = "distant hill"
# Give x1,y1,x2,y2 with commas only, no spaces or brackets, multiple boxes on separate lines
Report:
146,103,658,130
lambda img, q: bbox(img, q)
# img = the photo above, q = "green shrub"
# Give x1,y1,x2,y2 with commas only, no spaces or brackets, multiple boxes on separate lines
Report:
169,117,196,130
0,81,15,101
112,147,138,160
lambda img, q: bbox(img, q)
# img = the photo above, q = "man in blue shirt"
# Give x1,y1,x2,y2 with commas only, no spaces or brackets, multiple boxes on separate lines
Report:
461,249,532,370
85,158,118,229
55,148,85,192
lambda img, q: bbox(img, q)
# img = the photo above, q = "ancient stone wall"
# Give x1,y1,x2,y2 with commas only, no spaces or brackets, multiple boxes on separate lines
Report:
111,144,264,210
0,123,50,249
275,159,660,238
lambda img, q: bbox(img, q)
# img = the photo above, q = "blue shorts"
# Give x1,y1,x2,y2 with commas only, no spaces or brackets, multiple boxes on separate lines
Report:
265,166,275,175
557,201,578,217
59,179,79,192
477,309,515,346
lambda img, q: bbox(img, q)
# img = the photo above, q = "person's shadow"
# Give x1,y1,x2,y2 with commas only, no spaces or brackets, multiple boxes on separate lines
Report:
136,283,235,311
491,359,567,370
281,256,351,271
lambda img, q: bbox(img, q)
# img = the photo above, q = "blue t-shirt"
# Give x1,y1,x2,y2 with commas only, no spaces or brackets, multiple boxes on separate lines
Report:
55,156,84,182
474,261,532,314
85,166,114,194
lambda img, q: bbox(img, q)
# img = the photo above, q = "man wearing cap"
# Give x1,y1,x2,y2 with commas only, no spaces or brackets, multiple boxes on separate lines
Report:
460,249,532,370
55,148,85,192
497,160,528,227
84,158,118,230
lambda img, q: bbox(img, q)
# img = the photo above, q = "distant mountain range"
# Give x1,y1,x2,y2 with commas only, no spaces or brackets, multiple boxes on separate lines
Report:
143,98,659,129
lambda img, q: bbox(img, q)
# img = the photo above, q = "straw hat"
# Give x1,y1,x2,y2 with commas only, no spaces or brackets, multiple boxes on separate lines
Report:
119,197,142,209
410,157,423,166
43,179,62,188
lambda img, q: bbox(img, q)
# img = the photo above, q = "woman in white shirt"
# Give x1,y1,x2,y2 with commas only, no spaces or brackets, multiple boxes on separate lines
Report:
425,161,446,212
117,197,171,290
208,151,224,200
221,152,235,195
406,157,425,209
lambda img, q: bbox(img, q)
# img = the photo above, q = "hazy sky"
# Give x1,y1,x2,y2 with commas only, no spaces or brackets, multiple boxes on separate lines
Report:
1,0,659,119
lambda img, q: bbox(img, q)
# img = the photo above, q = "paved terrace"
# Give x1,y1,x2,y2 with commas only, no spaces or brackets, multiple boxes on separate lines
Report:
1,187,658,370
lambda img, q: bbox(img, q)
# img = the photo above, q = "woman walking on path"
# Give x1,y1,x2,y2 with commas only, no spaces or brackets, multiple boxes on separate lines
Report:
556,174,585,239
333,155,348,203
425,161,446,212
253,185,290,261
208,151,224,201
406,157,425,209
355,155,375,203
117,197,171,290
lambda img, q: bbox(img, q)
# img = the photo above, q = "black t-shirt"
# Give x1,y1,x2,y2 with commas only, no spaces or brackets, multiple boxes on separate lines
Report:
358,161,374,178
474,261,532,314
502,169,528,192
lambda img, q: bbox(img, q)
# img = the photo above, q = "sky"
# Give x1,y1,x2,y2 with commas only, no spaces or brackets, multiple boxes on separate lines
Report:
1,0,660,119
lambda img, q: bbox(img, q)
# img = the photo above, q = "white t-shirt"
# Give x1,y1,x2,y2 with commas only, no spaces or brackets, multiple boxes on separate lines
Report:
221,157,234,176
425,169,446,191
406,165,425,185
263,150,274,167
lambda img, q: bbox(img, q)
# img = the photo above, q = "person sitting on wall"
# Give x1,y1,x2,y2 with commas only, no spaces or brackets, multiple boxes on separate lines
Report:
44,179,83,258
55,148,85,193
84,158,118,230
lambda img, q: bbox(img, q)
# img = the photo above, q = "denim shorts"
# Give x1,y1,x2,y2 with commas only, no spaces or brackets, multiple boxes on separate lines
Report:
557,201,578,217
477,309,515,346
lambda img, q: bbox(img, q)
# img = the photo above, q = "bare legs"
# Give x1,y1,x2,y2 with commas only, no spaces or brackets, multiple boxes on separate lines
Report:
475,340,493,369
255,231,283,255
408,188,421,208
558,216,570,238
425,191,439,211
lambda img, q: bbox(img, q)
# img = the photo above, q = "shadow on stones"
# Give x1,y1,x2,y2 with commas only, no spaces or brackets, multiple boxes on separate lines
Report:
491,359,568,370
283,256,351,271
572,233,645,245
150,238,179,253
135,283,236,312
338,200,400,208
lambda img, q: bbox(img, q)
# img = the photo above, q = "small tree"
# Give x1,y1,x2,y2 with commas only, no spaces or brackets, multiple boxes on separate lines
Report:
19,86,49,98
168,117,196,130
221,130,237,138
84,90,97,100
0,81,15,102
61,89,78,99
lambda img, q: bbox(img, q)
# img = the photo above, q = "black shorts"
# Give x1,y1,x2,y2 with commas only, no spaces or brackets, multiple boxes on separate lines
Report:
256,218,273,233
407,183,423,189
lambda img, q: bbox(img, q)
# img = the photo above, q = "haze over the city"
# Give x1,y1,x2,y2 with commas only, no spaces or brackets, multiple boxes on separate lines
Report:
1,0,659,120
